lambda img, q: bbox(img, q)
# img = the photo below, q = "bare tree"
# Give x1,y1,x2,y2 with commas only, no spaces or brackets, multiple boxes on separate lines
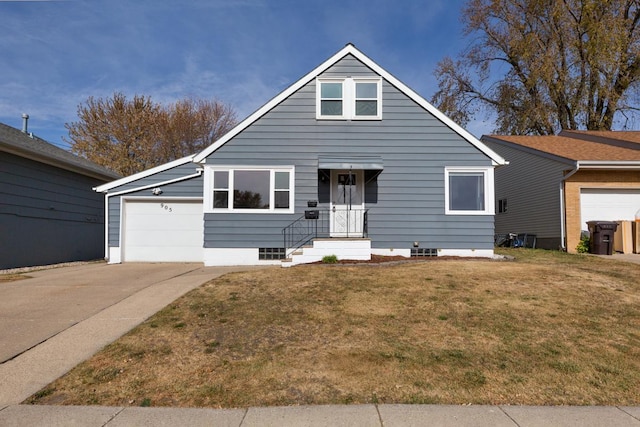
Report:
432,0,640,135
156,98,237,164
66,93,237,175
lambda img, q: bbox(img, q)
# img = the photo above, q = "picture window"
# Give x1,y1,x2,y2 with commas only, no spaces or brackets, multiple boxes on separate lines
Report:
206,167,294,213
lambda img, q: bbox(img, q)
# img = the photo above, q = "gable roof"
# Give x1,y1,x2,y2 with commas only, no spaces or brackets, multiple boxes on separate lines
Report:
0,122,120,181
193,44,507,166
483,133,640,167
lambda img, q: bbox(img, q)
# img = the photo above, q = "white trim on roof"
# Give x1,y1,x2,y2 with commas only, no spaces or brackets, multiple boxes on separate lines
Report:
94,155,195,193
193,44,507,166
578,160,640,169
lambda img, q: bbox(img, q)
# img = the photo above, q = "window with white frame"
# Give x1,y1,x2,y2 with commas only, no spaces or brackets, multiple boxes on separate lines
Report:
205,167,294,213
444,167,494,215
316,77,382,120
319,80,344,118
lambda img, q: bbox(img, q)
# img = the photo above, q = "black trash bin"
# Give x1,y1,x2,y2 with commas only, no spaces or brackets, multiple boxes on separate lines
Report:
586,221,618,255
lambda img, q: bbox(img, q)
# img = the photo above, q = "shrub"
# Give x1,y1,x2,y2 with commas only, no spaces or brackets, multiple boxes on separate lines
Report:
576,236,590,253
322,254,338,264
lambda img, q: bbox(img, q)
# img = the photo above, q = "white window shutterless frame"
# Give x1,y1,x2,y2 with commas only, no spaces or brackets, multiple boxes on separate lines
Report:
204,167,294,213
444,167,494,215
316,77,382,120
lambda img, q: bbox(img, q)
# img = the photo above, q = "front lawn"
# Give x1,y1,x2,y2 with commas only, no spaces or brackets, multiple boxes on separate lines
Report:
27,249,640,407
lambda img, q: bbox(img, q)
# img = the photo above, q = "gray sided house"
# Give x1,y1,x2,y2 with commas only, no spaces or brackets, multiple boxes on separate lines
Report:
1,119,120,269
482,131,640,253
95,44,507,266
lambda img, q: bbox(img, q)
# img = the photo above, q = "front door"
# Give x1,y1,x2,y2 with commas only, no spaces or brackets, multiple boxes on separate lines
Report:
331,170,364,237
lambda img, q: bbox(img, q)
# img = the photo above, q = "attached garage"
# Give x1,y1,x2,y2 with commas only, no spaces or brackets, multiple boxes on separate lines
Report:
580,188,640,231
122,198,203,262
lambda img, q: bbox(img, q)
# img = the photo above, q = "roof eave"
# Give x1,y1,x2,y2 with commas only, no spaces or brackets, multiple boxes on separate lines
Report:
2,143,120,181
94,155,196,192
481,135,576,166
193,44,507,166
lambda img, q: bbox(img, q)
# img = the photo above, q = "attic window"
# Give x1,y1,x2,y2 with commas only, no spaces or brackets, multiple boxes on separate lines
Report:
319,81,344,117
316,77,381,120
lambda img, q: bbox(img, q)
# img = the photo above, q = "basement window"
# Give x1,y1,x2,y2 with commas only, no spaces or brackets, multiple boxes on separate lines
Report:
411,248,438,257
259,248,286,260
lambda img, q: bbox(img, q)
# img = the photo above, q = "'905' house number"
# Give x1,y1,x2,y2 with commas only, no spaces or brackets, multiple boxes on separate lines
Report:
160,203,172,212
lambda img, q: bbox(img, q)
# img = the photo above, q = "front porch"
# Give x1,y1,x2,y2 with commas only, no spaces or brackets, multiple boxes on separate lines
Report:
281,237,372,267
282,208,370,267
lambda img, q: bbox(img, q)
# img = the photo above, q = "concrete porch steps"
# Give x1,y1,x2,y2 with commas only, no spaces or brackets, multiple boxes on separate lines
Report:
281,238,371,267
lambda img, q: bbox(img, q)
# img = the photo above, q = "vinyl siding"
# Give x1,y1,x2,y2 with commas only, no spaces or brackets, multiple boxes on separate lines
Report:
0,151,106,269
202,55,495,251
483,139,572,249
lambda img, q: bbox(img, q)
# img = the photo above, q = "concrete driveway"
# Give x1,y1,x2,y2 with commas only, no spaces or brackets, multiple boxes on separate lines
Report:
0,262,263,407
0,263,206,363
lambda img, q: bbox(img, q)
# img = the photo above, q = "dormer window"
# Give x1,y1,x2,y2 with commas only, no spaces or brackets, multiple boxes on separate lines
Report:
316,77,382,120
319,80,344,117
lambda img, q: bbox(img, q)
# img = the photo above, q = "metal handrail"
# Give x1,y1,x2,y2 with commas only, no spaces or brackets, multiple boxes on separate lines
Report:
282,209,369,257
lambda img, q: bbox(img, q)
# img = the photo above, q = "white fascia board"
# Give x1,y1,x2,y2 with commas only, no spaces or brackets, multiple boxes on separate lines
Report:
94,155,195,193
194,46,358,163
577,160,640,169
346,49,507,166
107,169,203,198
193,44,507,166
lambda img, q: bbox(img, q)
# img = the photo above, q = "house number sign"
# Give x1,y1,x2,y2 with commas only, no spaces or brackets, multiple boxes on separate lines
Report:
160,202,173,212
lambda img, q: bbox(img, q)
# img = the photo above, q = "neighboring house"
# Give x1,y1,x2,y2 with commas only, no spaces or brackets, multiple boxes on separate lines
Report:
95,44,507,266
1,118,120,269
482,130,640,252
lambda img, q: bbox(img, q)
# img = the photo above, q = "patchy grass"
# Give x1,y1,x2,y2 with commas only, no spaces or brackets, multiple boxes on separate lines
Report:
26,249,640,408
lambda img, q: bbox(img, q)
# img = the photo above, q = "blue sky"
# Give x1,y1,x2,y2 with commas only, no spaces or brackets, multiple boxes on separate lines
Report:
1,0,491,149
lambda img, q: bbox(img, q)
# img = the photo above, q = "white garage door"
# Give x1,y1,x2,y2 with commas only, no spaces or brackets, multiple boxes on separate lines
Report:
580,188,640,231
123,199,203,262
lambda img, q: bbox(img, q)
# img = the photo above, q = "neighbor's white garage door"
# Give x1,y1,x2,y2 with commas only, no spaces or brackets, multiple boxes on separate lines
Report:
123,199,203,262
580,188,640,231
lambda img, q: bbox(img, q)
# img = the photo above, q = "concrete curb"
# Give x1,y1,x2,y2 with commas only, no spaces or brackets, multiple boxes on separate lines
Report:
1,404,639,427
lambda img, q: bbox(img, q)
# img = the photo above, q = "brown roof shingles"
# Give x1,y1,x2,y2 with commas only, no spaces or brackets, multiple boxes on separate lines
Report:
485,134,640,162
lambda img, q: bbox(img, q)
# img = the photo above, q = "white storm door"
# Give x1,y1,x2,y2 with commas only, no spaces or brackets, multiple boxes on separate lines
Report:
330,170,364,237
123,199,203,262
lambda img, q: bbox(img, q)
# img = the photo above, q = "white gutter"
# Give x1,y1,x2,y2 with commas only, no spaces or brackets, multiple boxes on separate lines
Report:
576,160,640,169
99,168,203,261
559,163,580,251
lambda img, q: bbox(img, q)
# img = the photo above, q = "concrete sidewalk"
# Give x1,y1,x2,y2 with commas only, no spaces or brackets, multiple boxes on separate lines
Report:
1,263,639,426
0,403,639,426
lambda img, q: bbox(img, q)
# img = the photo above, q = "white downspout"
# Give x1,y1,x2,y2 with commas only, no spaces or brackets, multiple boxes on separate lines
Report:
103,193,109,261
559,162,580,251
